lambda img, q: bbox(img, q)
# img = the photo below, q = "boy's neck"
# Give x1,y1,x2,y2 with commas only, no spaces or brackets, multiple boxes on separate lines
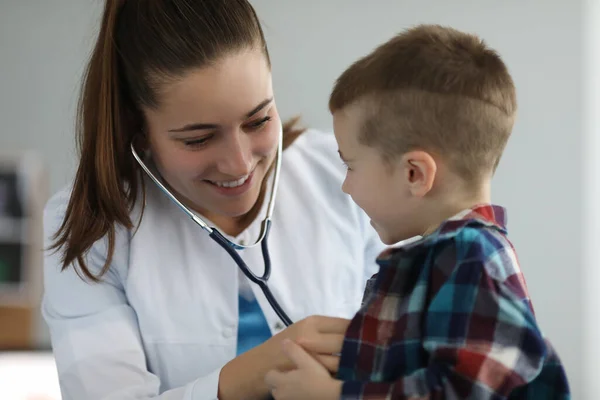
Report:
421,180,491,236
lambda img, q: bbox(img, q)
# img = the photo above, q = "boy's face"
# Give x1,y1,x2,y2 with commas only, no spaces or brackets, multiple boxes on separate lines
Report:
333,107,425,244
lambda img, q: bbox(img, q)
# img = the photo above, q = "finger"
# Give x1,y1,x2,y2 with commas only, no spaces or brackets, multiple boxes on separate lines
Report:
297,333,345,354
264,369,285,389
310,316,351,334
282,339,323,370
316,354,340,373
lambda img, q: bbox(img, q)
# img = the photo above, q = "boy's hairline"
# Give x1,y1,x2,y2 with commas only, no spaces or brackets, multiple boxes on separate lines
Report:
329,89,509,183
330,94,422,174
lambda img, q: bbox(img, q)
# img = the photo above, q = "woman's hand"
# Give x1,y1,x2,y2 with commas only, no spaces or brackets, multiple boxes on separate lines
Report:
218,315,349,400
267,315,350,373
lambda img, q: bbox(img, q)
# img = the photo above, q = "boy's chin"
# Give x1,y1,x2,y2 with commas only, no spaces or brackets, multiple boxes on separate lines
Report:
381,236,404,246
371,222,400,245
372,222,415,246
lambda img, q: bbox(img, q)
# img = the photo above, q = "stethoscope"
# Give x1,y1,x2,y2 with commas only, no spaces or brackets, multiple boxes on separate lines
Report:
130,124,293,327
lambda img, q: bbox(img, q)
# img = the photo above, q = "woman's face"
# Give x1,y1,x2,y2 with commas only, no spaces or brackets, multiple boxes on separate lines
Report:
142,49,280,224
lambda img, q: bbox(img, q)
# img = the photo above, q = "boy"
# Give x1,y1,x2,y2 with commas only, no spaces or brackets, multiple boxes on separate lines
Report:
265,24,570,399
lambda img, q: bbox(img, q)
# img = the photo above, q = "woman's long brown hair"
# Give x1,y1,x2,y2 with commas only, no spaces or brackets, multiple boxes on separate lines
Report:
49,0,304,282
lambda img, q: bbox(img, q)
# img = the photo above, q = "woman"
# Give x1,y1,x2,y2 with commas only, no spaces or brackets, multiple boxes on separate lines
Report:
42,1,383,399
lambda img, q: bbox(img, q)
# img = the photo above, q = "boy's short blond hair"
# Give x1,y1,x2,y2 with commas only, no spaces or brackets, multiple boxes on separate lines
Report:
329,24,517,183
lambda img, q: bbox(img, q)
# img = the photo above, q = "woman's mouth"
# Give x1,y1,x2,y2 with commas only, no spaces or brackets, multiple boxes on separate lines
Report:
205,170,255,197
211,174,251,188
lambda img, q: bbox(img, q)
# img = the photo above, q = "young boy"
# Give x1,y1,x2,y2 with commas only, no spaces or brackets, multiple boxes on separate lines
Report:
265,24,570,399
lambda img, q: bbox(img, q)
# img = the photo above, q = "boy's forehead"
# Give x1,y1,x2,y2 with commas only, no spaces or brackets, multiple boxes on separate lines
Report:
333,104,368,136
333,112,360,149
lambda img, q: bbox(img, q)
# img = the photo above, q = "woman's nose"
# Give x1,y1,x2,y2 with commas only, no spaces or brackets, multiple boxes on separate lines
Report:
218,132,253,177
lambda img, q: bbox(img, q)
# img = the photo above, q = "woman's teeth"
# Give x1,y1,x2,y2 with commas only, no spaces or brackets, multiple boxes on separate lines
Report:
212,174,250,188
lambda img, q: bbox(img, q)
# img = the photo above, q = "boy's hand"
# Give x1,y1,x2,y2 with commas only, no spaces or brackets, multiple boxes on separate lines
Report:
265,339,343,400
266,315,349,373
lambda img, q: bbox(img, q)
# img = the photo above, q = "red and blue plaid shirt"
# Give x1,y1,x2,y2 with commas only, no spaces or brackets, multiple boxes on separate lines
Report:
337,205,570,399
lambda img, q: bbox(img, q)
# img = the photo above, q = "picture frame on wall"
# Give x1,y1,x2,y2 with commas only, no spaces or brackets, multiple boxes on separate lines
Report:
0,152,45,304
0,151,46,349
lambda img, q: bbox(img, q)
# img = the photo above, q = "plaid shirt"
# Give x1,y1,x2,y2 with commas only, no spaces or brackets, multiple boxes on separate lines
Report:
337,205,570,399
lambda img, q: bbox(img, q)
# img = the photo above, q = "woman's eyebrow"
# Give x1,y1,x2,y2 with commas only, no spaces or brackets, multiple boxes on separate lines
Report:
168,97,274,133
245,97,273,118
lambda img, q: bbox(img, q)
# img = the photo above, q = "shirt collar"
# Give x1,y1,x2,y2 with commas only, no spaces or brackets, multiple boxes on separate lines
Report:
377,204,507,261
439,203,507,234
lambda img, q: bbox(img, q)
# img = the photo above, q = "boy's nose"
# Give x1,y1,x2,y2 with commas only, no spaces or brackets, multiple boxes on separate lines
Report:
341,177,350,194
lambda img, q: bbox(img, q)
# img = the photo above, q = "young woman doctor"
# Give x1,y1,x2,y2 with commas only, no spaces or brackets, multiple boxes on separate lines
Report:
42,1,383,399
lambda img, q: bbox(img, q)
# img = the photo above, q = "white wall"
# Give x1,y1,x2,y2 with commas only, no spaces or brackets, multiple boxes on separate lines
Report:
0,1,591,398
0,0,102,192
583,0,600,397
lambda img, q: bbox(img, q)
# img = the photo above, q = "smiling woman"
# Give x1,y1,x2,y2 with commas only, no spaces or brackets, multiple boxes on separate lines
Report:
143,50,281,234
41,1,384,400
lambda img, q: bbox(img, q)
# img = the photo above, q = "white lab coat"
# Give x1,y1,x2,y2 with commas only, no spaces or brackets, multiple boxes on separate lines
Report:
42,129,385,400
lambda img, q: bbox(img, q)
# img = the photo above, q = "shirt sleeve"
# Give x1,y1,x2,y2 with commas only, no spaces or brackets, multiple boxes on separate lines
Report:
340,231,547,399
42,192,222,400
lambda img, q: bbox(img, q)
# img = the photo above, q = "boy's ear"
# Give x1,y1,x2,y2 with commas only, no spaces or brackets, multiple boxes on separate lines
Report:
401,150,437,197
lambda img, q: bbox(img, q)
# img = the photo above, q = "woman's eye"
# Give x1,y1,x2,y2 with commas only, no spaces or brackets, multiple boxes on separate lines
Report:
183,135,212,148
246,116,271,130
